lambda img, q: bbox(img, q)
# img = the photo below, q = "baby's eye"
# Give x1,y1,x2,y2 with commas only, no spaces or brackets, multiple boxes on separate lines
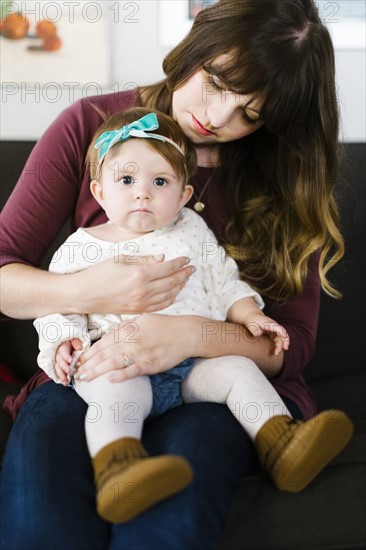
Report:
119,175,134,185
153,177,168,187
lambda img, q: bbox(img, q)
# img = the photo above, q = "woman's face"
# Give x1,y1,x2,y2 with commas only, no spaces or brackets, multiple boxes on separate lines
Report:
172,57,264,145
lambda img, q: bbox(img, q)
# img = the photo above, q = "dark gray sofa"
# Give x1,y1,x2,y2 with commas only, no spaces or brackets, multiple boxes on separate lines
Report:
1,141,365,549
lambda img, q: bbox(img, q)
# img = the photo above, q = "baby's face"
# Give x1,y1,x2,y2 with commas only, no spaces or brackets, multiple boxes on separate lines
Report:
98,139,191,235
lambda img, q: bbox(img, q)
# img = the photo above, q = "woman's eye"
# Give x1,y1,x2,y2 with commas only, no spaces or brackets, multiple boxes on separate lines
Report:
208,74,224,91
153,177,168,188
242,110,261,125
119,175,134,185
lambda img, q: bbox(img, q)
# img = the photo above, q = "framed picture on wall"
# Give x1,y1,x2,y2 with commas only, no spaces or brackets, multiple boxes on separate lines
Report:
188,0,216,19
0,0,111,87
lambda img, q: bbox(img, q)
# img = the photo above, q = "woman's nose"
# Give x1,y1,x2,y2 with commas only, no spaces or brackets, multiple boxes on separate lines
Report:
206,92,238,128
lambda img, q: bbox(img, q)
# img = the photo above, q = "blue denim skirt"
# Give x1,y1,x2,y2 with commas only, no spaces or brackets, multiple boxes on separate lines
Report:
148,358,195,420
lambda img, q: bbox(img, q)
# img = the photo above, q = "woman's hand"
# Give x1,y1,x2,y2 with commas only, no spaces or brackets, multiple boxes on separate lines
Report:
74,314,200,382
72,254,195,315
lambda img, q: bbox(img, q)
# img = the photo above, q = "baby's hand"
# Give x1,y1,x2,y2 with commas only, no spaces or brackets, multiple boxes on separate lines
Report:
246,314,290,356
55,339,83,386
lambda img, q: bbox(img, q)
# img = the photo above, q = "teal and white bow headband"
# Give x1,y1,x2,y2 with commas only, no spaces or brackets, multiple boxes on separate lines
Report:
94,113,185,164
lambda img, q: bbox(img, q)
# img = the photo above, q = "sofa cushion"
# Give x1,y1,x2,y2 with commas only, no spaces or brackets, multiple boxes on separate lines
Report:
220,372,366,550
220,461,366,550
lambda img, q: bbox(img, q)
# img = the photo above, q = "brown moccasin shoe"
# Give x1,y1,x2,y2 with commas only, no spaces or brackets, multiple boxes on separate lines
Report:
254,410,354,492
93,437,193,523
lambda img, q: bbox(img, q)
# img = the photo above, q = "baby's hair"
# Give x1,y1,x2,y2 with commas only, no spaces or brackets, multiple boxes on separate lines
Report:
87,107,197,185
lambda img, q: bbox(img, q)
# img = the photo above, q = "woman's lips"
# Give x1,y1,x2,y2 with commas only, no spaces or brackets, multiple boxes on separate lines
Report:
191,115,215,136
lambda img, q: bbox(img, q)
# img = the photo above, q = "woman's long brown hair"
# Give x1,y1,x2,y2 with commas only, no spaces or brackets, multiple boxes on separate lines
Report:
141,0,344,301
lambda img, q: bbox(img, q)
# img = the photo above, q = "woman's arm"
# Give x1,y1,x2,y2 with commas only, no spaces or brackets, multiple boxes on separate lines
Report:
188,316,284,376
0,263,77,319
0,256,194,319
76,313,283,382
76,252,321,383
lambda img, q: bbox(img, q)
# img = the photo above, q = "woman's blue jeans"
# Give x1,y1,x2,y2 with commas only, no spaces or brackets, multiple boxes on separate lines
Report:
0,381,302,550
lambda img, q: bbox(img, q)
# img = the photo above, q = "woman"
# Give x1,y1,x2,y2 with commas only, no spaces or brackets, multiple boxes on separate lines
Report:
0,0,343,548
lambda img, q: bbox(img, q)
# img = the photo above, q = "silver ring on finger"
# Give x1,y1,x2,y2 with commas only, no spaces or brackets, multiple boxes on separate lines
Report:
122,353,134,367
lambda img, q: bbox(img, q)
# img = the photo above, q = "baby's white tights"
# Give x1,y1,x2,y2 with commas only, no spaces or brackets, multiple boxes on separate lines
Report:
75,355,292,457
182,355,292,440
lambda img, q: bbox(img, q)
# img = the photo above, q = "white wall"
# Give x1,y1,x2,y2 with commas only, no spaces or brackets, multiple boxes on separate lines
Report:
0,0,365,142
336,50,366,142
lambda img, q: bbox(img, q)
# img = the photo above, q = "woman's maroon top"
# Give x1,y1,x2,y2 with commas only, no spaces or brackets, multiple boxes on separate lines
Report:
0,89,320,420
